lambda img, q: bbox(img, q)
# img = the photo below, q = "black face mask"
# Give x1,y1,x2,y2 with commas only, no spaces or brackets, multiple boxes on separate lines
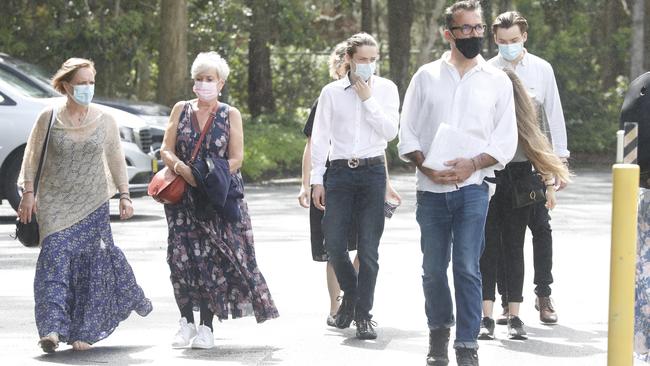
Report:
454,36,483,59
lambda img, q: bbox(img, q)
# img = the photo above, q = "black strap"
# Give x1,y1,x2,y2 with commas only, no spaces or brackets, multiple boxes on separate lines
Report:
33,109,56,196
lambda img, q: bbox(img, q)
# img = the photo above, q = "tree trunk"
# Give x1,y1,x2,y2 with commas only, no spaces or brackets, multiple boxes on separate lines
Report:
158,0,188,107
416,0,445,66
630,0,646,80
362,0,373,33
247,0,275,118
388,0,414,102
484,0,496,59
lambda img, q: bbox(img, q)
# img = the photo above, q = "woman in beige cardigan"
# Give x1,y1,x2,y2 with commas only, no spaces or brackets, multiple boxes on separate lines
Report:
17,58,152,353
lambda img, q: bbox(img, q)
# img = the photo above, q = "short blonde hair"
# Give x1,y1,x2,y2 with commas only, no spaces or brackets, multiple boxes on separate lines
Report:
51,58,96,94
190,52,230,81
328,42,349,80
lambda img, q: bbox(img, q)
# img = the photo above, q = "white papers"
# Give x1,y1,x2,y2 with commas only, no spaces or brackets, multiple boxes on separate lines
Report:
422,123,488,170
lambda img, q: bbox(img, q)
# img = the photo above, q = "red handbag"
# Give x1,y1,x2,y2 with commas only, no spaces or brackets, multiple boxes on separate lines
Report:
148,103,217,204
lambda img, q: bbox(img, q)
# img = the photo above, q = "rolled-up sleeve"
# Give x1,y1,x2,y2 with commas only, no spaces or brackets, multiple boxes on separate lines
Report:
362,81,399,141
398,70,423,161
483,76,517,171
310,88,332,186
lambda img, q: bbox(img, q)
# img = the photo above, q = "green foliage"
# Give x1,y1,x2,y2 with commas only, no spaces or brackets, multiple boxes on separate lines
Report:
241,111,308,181
516,0,628,155
0,0,639,180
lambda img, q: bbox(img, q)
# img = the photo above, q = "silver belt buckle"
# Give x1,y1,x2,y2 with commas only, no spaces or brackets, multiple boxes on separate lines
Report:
347,158,360,169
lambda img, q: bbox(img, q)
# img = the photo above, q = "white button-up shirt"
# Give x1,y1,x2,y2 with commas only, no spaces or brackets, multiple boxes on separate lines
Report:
489,51,570,158
398,52,518,193
310,75,400,185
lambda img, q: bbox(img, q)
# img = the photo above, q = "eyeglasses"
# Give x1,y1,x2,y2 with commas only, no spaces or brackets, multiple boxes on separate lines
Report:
450,24,486,35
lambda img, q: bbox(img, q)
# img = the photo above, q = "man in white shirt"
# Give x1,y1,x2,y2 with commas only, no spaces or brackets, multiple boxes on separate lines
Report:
310,32,399,340
489,10,569,325
398,2,517,365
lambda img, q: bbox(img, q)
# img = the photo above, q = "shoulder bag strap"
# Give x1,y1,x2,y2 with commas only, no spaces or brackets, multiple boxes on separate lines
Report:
33,108,56,196
188,102,219,165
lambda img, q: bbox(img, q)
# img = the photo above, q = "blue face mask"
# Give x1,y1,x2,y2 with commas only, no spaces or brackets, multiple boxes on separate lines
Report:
71,84,94,106
354,61,376,81
498,42,524,61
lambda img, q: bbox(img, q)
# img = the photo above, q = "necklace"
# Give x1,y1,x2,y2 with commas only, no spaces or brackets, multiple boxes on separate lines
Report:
64,104,88,126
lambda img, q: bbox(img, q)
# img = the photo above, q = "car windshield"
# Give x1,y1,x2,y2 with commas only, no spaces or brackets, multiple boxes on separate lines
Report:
5,56,53,85
0,67,54,98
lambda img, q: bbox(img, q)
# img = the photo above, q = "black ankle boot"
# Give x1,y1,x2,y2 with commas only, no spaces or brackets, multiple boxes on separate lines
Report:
426,328,450,366
334,295,356,329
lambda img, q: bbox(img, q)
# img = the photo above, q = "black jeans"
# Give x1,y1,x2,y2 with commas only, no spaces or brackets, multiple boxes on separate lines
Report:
529,201,553,297
497,199,553,307
322,162,386,320
481,162,533,304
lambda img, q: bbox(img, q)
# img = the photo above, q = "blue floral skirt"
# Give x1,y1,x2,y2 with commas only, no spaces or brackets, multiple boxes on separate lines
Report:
34,202,152,344
636,189,650,361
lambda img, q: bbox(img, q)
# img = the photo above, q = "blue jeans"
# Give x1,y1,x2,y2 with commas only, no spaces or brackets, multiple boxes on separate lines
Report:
416,183,489,349
323,163,386,319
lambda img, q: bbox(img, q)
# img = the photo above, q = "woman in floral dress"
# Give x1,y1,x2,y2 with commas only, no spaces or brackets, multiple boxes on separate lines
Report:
160,51,278,350
17,58,152,353
636,189,650,362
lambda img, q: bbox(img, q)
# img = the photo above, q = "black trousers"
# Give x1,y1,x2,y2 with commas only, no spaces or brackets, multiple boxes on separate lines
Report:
481,162,534,304
529,201,554,297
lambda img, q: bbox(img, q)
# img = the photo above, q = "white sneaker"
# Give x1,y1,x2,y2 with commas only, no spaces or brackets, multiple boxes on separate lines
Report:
172,318,197,348
191,325,215,349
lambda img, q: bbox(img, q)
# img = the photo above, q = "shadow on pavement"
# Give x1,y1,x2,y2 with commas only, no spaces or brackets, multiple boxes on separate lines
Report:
35,346,151,364
491,324,607,357
178,345,282,365
331,327,426,351
0,214,163,225
109,214,164,222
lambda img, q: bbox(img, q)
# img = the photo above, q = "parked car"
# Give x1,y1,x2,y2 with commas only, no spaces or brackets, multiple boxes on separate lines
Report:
93,98,168,159
0,65,154,210
0,52,167,162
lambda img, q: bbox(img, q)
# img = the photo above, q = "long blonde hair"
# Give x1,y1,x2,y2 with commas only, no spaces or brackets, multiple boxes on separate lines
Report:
505,68,571,183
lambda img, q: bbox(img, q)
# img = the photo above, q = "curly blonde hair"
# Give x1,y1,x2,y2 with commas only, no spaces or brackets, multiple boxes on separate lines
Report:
328,42,349,80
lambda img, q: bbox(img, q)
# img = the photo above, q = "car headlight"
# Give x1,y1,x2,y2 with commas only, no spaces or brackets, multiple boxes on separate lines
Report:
119,126,136,143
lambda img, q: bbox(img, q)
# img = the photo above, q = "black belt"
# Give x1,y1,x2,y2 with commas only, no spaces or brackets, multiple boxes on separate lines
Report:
330,155,385,169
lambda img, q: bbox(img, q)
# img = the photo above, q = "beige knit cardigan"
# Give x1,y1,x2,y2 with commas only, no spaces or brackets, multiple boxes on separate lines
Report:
18,104,129,242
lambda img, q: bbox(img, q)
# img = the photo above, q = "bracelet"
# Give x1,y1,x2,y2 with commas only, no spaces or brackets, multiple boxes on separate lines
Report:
119,197,132,203
545,184,555,187
173,161,183,174
22,190,34,195
470,158,478,172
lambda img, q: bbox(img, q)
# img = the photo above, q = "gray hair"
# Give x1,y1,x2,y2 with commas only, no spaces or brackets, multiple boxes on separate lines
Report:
444,0,483,30
190,51,230,81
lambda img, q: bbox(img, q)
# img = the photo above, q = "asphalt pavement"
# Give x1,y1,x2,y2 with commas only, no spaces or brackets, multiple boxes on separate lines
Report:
0,168,645,365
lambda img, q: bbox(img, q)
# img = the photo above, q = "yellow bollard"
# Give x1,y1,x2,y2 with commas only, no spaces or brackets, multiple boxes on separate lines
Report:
608,163,640,366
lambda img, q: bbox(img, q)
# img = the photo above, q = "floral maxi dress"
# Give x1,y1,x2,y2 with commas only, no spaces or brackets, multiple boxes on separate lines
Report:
164,102,278,323
636,188,650,362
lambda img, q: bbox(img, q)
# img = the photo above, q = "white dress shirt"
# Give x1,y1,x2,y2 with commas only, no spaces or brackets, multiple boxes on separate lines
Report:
398,52,518,193
310,75,400,185
489,51,570,158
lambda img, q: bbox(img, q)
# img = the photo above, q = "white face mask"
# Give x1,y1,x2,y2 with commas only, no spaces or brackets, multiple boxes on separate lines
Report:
498,42,524,61
71,84,94,106
354,61,376,81
193,81,219,101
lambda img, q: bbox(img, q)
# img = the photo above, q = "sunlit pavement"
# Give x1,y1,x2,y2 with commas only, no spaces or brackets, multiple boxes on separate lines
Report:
0,168,645,365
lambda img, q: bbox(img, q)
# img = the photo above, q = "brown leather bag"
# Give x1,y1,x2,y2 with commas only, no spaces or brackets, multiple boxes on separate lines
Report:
148,103,217,204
